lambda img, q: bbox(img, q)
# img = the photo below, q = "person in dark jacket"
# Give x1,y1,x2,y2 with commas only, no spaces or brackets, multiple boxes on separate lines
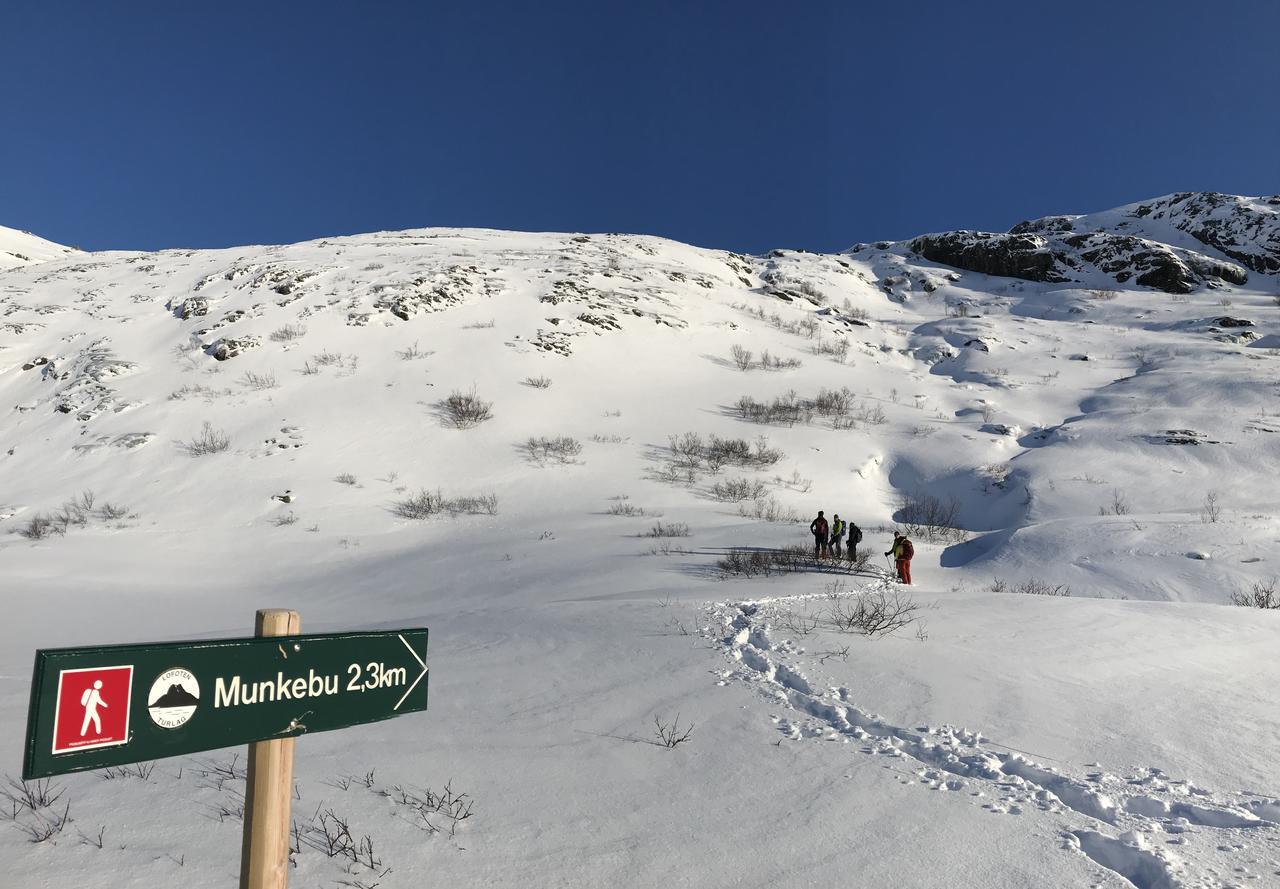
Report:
810,511,830,559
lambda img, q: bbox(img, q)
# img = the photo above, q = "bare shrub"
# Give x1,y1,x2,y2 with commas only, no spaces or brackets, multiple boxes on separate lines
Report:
1231,578,1279,609
811,387,853,418
393,489,498,519
1086,289,1119,301
1008,578,1071,597
18,514,59,540
709,477,767,502
440,389,494,428
272,512,299,527
525,436,582,464
607,502,646,516
897,492,966,543
737,496,800,523
730,344,754,371
645,520,690,538
1099,488,1130,516
654,714,694,748
240,370,279,390
735,392,811,426
852,402,887,425
312,351,347,367
1200,490,1221,524
463,319,496,329
828,588,920,636
96,502,130,520
793,279,826,304
523,375,552,388
813,335,850,361
758,349,802,370
334,473,358,486
269,324,307,342
668,432,705,468
397,341,431,360
182,422,231,456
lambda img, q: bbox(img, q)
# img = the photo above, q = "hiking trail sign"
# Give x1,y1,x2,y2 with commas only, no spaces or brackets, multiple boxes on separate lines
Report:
23,622,429,780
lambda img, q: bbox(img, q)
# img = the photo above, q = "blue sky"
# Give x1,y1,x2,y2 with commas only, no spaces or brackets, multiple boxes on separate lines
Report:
3,0,1277,254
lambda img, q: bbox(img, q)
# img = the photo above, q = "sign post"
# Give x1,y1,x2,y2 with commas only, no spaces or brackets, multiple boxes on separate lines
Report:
23,612,429,887
240,610,300,889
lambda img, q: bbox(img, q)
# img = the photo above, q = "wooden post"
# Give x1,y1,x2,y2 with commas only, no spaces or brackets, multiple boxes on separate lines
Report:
240,609,301,889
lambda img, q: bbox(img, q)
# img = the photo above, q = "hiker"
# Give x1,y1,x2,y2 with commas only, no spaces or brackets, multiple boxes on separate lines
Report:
884,531,914,584
809,510,830,559
830,514,846,558
846,521,863,563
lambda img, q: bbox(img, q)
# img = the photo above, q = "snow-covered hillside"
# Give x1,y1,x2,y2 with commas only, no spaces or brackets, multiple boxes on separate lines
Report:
0,225,81,271
3,197,1279,888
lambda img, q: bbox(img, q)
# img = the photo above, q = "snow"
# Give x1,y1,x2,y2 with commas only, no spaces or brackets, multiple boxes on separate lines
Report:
2,203,1279,887
0,225,80,271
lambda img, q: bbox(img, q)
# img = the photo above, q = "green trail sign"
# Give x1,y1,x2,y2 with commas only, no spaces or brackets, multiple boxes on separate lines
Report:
23,628,428,779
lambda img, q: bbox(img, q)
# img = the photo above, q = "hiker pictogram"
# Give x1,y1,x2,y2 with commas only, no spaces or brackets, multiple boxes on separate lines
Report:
51,665,133,755
80,680,108,736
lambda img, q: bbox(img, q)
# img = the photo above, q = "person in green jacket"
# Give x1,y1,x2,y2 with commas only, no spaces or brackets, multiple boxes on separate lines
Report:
830,515,846,558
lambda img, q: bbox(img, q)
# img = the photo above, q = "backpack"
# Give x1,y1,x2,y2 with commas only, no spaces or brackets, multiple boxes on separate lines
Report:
832,519,845,538
900,538,914,559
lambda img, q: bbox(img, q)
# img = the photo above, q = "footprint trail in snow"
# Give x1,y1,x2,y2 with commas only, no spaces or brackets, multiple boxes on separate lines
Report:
707,583,1280,889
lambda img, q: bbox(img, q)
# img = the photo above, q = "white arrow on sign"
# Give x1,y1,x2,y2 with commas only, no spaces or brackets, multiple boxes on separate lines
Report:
394,634,428,711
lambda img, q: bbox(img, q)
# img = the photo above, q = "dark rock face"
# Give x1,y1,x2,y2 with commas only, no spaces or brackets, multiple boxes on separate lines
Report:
1130,192,1280,274
910,226,1248,294
909,232,1073,283
1065,232,1248,294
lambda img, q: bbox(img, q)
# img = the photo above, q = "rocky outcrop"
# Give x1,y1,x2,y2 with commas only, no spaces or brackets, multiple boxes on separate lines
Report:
1063,232,1248,294
204,335,261,361
909,232,1073,283
1131,192,1280,274
910,228,1248,294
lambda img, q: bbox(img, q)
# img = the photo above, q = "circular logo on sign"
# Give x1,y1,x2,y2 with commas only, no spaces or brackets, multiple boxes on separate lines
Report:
147,668,200,729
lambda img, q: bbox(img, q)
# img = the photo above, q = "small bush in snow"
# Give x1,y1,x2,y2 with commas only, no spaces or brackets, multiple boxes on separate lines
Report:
758,349,802,370
1231,578,1279,609
653,714,694,748
440,389,494,429
397,341,431,360
182,422,231,456
607,501,646,516
813,335,850,361
1200,490,1221,524
525,436,582,464
523,375,552,388
269,324,307,342
1001,577,1071,597
709,477,767,502
644,520,690,538
828,588,921,637
730,344,753,371
737,496,800,524
19,514,58,540
240,370,278,390
1098,488,1130,516
334,473,358,486
393,489,498,519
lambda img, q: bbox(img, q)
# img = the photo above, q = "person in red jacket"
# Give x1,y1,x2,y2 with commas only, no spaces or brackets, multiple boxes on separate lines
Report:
885,532,914,584
809,511,830,559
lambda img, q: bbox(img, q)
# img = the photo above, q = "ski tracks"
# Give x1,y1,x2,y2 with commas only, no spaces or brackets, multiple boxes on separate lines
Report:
707,587,1280,889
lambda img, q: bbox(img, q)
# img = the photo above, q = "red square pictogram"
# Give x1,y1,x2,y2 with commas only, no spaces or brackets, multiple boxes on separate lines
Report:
51,665,133,755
